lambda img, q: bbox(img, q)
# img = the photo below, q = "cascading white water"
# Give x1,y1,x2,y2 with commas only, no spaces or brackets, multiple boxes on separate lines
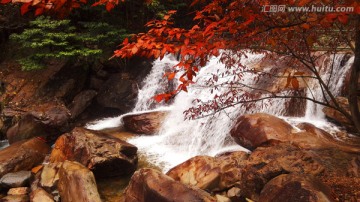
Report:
87,51,353,171
304,53,354,119
133,55,179,111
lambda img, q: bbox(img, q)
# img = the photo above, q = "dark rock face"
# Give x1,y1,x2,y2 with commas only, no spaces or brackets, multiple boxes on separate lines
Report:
0,171,33,188
6,114,47,144
167,151,248,192
96,74,138,112
259,174,336,202
57,161,101,202
49,127,138,178
122,111,169,135
5,102,71,144
0,138,50,178
123,168,216,202
68,90,97,119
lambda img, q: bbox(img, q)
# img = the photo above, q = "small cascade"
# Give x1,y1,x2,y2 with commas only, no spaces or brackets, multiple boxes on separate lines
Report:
133,55,179,111
304,53,354,120
88,51,354,171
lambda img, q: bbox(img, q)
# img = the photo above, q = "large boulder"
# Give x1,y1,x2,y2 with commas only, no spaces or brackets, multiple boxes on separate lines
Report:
49,127,138,177
259,174,335,202
122,111,169,135
123,168,216,202
230,113,294,150
96,74,138,112
230,113,360,152
5,102,71,144
58,161,101,202
6,114,47,144
167,151,248,192
0,138,50,178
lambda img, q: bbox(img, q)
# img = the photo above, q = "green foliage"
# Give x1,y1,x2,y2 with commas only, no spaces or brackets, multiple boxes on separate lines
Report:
10,16,126,71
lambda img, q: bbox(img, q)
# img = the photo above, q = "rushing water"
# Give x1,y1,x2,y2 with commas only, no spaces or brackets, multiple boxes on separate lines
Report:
87,52,353,171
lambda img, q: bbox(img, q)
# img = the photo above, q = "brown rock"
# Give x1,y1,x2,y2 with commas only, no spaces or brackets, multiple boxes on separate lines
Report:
230,113,294,150
230,113,360,152
49,127,138,177
7,187,30,195
167,151,248,192
58,161,101,202
239,143,325,200
122,111,169,134
123,168,216,202
322,97,359,129
30,188,54,202
0,138,50,178
0,194,29,202
6,114,47,144
39,163,62,191
259,174,336,202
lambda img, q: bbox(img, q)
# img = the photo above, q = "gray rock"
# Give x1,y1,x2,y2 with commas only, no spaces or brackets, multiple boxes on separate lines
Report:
0,171,33,188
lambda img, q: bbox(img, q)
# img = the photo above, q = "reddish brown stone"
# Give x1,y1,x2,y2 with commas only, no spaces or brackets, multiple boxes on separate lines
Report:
122,111,169,135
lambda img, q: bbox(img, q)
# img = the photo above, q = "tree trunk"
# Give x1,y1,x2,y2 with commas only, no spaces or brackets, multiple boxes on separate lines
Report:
348,15,360,135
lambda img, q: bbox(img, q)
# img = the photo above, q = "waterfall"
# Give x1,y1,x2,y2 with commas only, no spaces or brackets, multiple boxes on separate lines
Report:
304,53,354,119
87,51,353,171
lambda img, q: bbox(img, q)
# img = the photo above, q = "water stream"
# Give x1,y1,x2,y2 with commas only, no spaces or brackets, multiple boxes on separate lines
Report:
87,52,353,171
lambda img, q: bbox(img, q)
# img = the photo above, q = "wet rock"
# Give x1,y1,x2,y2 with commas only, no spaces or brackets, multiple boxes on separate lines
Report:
6,114,47,144
123,168,216,202
30,188,54,202
58,161,101,202
167,151,248,192
0,171,33,188
122,111,169,134
230,113,360,152
49,127,138,178
259,174,336,202
230,113,294,150
68,90,97,119
0,194,29,202
7,187,30,195
96,74,138,112
0,138,50,178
